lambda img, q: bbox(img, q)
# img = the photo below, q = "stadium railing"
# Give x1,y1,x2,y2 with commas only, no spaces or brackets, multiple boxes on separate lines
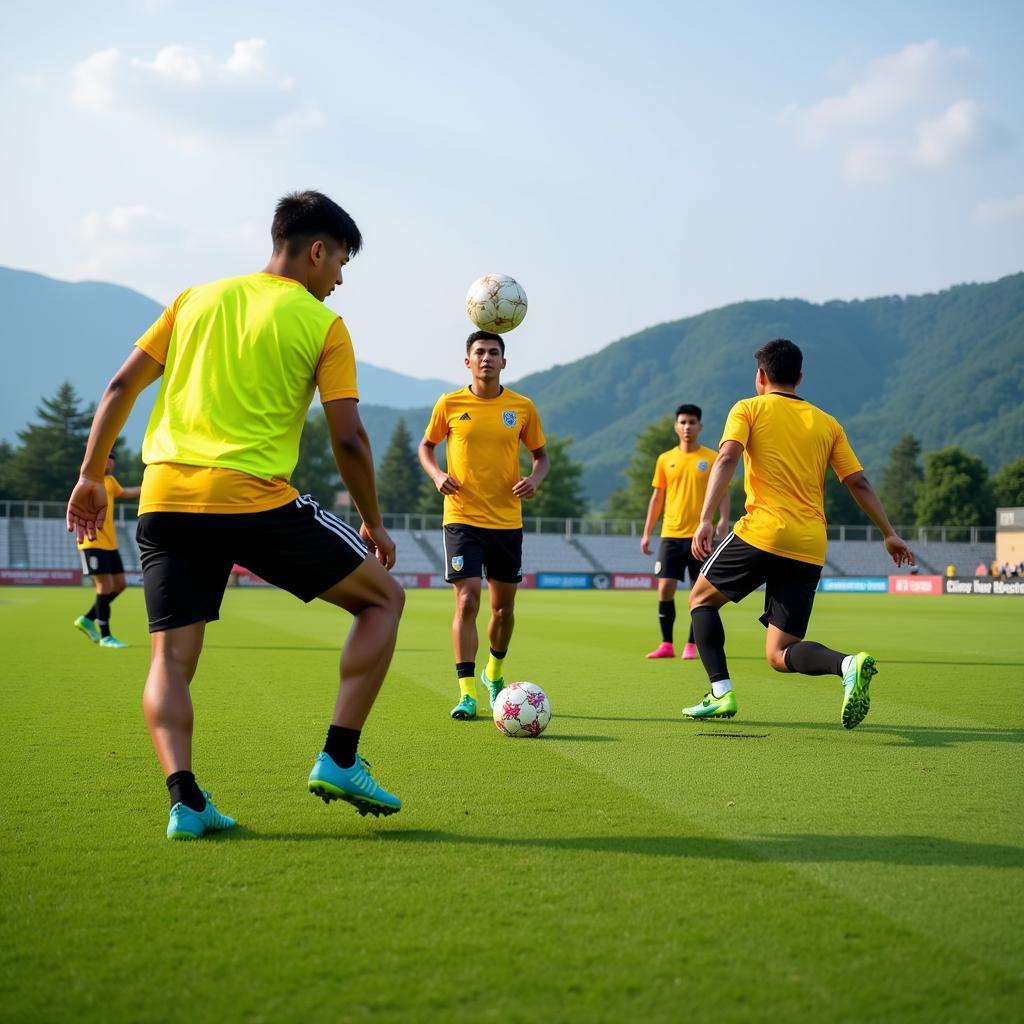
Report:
0,499,999,575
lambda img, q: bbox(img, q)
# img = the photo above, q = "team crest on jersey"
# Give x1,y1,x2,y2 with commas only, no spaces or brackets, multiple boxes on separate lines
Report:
502,410,517,428
451,555,464,572
697,460,708,472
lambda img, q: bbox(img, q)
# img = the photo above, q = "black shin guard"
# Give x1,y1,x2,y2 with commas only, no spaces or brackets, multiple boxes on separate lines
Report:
657,600,676,643
690,606,729,682
783,641,846,677
95,593,113,638
324,725,361,769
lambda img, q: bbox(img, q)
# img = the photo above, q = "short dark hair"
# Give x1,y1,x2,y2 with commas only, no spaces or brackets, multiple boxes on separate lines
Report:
466,330,505,356
675,404,702,421
754,338,803,386
271,190,363,258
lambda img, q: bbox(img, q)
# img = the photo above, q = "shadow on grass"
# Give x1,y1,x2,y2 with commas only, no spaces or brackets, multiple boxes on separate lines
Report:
218,827,1024,866
540,734,618,742
205,645,444,653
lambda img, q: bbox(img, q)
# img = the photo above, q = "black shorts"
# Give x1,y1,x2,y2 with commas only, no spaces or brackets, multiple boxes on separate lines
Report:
699,532,822,638
655,538,702,585
79,548,125,576
443,524,522,584
137,494,368,633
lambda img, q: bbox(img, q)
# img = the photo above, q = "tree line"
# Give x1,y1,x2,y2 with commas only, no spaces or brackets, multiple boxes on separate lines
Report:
2,383,1021,525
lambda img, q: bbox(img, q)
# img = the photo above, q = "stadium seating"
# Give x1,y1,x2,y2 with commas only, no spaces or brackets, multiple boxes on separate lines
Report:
574,535,652,574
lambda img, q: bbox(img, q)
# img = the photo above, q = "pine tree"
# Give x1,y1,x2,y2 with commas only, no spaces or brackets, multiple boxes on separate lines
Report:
880,435,923,528
7,382,94,500
376,419,421,514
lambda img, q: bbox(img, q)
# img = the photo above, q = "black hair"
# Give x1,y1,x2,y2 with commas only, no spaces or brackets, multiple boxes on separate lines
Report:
754,338,803,386
675,404,702,421
271,190,363,258
466,330,505,356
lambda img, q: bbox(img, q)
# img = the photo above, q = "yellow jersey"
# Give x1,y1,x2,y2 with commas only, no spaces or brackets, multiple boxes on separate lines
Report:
720,392,862,566
424,386,545,529
77,475,124,551
134,273,357,514
651,445,718,538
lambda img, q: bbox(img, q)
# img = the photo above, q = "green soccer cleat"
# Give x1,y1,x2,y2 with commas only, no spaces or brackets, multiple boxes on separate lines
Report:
99,635,129,649
73,616,100,643
166,791,236,840
841,652,877,729
308,752,401,817
682,690,738,720
450,694,477,720
481,669,504,710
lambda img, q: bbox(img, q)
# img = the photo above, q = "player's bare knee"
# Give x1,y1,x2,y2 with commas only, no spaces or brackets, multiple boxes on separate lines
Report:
766,648,790,673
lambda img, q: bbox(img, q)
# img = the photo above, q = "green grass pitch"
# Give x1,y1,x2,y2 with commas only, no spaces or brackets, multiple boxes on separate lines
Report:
1,586,1022,1022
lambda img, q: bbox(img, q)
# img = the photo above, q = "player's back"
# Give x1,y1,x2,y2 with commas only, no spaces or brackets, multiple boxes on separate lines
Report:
726,393,861,565
143,272,338,482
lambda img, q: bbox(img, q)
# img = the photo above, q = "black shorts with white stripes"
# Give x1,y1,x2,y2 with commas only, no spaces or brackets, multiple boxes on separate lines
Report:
699,531,822,638
136,494,368,632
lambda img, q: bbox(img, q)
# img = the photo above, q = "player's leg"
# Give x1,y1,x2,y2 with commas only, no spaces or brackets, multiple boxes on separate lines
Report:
91,572,117,643
647,540,679,658
98,561,130,647
680,543,705,660
137,512,236,839
450,578,482,718
482,578,517,708
761,563,875,729
73,561,102,642
480,529,523,707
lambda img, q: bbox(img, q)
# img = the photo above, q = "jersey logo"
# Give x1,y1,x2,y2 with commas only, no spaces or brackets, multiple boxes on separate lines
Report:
451,555,464,572
697,460,708,472
502,410,517,428
458,413,471,421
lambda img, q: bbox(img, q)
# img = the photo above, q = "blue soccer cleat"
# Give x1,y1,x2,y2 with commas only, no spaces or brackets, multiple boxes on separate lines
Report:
308,752,401,817
166,791,236,840
73,616,101,643
481,669,504,710
450,694,477,720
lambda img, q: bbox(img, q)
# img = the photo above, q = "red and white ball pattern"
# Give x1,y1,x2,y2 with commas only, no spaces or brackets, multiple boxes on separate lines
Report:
493,682,551,737
465,274,528,334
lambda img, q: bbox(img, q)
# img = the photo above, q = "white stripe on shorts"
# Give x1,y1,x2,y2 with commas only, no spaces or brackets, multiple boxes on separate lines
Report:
295,494,367,557
699,530,736,576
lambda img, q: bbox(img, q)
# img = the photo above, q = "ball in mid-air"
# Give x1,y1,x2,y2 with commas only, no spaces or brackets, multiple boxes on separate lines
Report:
493,682,551,737
465,274,528,334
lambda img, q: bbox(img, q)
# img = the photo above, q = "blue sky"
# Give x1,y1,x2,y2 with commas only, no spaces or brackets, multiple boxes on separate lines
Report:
2,0,1021,381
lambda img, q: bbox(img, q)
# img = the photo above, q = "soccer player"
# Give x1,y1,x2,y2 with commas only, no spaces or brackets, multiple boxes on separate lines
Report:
73,451,141,648
684,338,914,727
640,404,728,660
66,190,406,839
418,330,549,721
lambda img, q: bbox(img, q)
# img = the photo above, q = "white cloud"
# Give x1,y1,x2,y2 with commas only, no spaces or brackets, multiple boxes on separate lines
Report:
69,40,319,146
975,194,1024,225
782,40,1007,182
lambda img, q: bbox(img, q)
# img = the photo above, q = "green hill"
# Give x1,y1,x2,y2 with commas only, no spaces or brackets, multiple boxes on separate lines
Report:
359,273,1024,505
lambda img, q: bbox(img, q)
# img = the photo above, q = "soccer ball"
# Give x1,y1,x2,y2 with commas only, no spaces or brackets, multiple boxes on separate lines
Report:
465,274,528,334
493,682,551,738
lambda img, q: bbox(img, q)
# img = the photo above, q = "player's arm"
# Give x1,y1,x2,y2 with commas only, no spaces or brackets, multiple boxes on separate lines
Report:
322,398,395,569
418,439,460,494
842,471,915,567
119,485,142,500
67,348,163,543
715,486,730,539
512,445,549,499
641,488,665,555
692,440,742,560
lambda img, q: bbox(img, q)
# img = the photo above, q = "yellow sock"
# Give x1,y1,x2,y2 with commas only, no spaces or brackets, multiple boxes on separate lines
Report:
485,653,505,681
458,675,476,699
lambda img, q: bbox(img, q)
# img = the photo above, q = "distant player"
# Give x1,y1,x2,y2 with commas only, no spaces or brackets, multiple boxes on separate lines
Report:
67,190,405,839
640,404,728,660
73,451,141,648
685,338,914,727
418,330,549,721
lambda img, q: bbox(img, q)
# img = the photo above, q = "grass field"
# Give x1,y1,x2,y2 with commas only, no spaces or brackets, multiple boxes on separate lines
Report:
1,585,1022,1022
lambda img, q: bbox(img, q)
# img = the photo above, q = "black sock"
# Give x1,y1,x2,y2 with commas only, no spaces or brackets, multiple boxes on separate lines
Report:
324,725,361,769
691,606,729,682
489,648,507,660
456,661,475,679
84,600,98,622
687,621,695,644
95,593,112,638
657,600,676,643
783,641,846,677
166,770,205,811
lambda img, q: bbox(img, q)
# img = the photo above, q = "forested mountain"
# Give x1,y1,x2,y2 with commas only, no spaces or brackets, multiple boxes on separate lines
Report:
0,267,455,446
363,274,1024,504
